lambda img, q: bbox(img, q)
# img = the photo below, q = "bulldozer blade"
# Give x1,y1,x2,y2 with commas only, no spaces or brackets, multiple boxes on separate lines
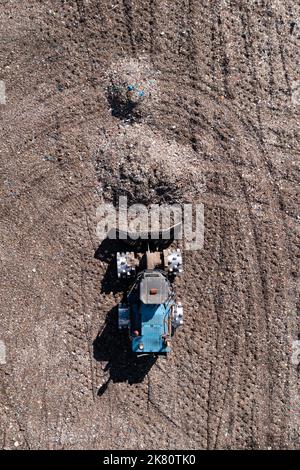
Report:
107,222,182,251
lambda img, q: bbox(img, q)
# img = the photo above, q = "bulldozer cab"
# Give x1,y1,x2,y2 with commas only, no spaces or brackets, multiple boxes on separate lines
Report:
139,271,169,304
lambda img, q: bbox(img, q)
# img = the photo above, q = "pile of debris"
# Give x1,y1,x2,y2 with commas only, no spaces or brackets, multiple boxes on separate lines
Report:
107,58,159,121
94,124,206,205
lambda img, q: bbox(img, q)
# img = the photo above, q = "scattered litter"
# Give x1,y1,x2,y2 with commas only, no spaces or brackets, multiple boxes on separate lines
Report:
42,155,56,162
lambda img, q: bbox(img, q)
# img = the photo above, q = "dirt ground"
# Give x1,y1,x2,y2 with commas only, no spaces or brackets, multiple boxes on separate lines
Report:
0,0,299,450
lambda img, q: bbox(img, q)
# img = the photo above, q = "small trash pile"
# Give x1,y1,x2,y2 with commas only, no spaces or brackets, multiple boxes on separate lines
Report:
107,58,159,121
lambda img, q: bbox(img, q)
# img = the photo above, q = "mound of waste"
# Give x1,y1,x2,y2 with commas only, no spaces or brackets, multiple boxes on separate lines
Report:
107,58,159,122
94,124,206,206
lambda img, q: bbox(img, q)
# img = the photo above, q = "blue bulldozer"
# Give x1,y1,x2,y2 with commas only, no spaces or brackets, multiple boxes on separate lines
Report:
115,225,184,355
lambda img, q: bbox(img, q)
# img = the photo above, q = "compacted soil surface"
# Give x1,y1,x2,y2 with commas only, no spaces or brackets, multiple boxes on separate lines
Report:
0,0,299,449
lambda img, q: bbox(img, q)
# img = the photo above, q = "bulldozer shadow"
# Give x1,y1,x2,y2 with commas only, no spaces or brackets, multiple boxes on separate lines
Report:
94,237,129,295
93,305,157,395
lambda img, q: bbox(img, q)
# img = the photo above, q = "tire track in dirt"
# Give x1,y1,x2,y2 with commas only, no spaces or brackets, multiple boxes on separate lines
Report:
169,1,265,448
1,0,299,450
236,3,298,447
